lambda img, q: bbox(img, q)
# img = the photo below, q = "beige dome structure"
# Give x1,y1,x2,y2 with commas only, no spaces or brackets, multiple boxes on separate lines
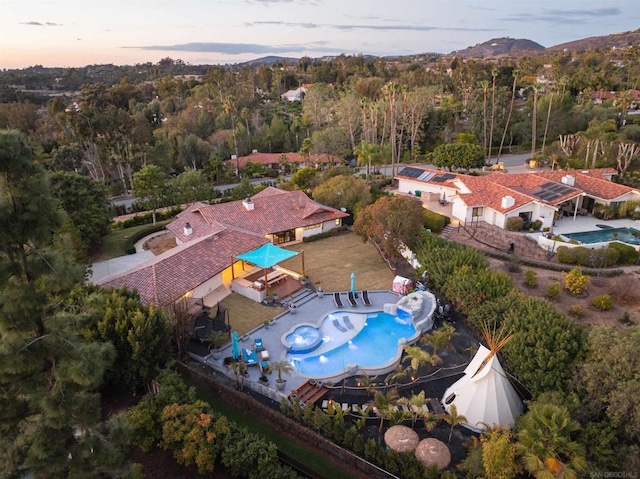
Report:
415,438,451,470
384,425,419,453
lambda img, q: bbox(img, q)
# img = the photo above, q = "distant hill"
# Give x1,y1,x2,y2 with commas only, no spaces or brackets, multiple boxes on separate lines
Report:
548,29,640,52
450,37,545,59
241,56,299,66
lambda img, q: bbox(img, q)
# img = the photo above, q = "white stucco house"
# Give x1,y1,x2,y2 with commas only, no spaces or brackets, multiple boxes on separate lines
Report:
396,166,640,230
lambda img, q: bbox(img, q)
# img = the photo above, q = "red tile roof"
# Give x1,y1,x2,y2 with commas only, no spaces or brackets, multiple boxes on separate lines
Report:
531,169,635,200
99,230,268,306
169,187,348,243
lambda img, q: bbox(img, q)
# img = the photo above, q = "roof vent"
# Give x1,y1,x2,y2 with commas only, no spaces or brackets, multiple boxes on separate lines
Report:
561,175,575,186
501,195,515,208
242,198,254,211
183,222,193,236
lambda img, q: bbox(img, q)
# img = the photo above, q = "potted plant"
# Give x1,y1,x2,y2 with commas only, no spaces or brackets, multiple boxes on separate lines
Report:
316,282,324,297
272,360,294,391
263,319,271,329
206,330,228,360
259,374,269,386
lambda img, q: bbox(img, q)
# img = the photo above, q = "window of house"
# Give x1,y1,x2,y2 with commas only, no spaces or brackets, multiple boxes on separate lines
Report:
472,207,484,217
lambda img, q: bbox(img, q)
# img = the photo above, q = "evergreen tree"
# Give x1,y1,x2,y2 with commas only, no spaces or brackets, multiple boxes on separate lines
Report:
0,130,130,477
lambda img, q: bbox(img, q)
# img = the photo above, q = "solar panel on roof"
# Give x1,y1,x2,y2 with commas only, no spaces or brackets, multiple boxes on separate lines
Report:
432,176,446,182
418,171,436,182
441,173,456,180
399,167,424,178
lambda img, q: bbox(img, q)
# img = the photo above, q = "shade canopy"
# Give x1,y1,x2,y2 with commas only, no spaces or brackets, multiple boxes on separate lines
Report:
235,243,299,269
384,425,419,453
415,438,451,470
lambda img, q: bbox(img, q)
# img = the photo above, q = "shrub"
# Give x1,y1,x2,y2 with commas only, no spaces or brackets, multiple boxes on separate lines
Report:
547,282,561,299
563,267,591,295
608,241,639,265
507,258,521,273
524,269,538,288
423,209,448,233
573,247,592,266
556,246,576,264
506,216,524,231
592,294,614,311
124,223,167,254
530,220,543,231
619,311,633,325
569,304,585,318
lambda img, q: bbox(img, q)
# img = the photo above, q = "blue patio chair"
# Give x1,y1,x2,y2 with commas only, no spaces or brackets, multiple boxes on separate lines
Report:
254,337,265,352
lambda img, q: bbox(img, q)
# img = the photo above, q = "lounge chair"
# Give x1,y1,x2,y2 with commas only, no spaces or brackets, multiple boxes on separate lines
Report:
333,292,344,308
259,359,271,374
361,290,371,306
347,291,357,307
342,315,354,330
242,348,258,366
254,337,265,352
332,318,347,333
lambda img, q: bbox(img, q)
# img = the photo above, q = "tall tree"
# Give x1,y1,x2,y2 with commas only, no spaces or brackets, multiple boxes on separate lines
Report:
488,67,498,163
497,69,519,161
223,95,240,177
0,130,130,477
132,164,169,224
49,172,113,251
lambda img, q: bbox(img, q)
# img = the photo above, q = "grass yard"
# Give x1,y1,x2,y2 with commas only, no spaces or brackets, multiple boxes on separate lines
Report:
282,232,395,292
218,232,395,336
94,220,171,261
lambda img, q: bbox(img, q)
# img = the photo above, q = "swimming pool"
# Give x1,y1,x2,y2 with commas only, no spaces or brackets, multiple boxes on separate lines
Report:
284,325,323,354
562,227,640,246
287,309,417,379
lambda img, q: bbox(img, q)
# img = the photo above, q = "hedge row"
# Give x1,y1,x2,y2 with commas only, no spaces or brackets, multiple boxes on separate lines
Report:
556,243,638,267
124,223,167,254
423,209,450,233
114,206,183,229
302,226,348,243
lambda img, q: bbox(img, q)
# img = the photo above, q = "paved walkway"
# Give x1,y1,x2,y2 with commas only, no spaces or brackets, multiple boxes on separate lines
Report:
88,230,167,283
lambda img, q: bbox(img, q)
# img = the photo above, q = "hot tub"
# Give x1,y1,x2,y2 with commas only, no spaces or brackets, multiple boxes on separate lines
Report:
283,324,323,354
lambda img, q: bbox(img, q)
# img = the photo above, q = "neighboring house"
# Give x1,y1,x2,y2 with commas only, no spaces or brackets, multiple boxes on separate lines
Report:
396,166,640,230
235,151,340,171
281,87,307,102
97,187,348,306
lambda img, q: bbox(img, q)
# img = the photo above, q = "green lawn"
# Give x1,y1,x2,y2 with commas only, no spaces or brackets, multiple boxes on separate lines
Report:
94,220,171,261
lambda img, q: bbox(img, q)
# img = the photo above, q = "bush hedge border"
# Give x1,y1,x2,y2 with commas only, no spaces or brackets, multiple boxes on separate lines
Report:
124,224,167,255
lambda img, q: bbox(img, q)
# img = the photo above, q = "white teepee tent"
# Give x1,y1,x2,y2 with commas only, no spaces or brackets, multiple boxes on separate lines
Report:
442,342,523,433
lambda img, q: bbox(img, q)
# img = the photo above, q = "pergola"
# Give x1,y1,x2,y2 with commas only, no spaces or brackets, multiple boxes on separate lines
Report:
232,243,305,295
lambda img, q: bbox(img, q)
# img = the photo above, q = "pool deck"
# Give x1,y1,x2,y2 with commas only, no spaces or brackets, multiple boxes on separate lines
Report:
550,216,639,236
201,290,403,399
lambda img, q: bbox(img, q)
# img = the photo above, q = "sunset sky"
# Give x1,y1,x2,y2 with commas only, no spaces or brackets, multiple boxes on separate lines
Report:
0,0,638,69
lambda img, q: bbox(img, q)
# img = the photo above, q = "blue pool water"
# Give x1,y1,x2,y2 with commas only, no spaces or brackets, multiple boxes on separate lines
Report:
563,227,640,246
284,325,323,354
287,309,416,378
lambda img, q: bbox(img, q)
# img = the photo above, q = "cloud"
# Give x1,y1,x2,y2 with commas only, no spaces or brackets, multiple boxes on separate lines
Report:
246,20,495,33
20,21,61,26
124,41,347,55
502,7,620,24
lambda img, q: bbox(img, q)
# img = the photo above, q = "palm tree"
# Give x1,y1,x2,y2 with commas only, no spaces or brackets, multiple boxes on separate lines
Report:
366,389,399,432
488,67,498,163
385,365,407,385
517,403,587,479
354,141,380,182
223,95,240,178
480,80,489,163
403,345,441,373
272,360,294,385
420,324,455,357
497,69,519,161
240,107,251,150
441,404,467,443
230,360,248,390
398,390,428,427
531,83,542,157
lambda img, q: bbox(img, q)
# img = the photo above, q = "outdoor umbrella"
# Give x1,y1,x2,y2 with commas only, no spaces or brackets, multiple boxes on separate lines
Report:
231,332,240,360
415,438,451,470
350,272,356,294
384,425,419,453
